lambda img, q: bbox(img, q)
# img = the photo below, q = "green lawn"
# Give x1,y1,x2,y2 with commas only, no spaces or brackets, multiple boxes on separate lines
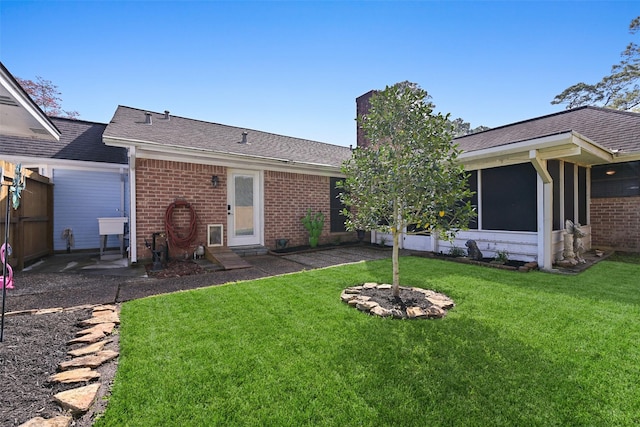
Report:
96,256,640,426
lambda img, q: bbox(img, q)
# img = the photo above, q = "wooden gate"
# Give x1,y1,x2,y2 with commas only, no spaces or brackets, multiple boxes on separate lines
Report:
0,161,53,270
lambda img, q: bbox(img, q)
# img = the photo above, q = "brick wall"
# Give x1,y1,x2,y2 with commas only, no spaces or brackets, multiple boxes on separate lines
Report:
264,170,333,248
135,159,350,260
135,159,227,260
590,196,640,252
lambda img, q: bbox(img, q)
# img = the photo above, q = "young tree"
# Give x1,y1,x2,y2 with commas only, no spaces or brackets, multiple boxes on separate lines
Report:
16,76,79,119
552,15,640,111
339,82,476,297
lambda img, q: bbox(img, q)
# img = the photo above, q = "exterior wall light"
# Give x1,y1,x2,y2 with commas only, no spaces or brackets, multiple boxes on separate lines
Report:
211,175,219,187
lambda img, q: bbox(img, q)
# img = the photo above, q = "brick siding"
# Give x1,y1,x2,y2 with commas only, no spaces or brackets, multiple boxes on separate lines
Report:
135,159,227,260
590,196,640,252
264,170,333,248
135,159,350,260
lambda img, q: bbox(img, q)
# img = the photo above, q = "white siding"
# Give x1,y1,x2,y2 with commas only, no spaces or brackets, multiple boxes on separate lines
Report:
53,169,128,251
436,230,539,262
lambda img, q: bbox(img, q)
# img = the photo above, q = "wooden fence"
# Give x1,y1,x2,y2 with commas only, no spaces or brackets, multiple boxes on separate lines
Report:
0,160,53,270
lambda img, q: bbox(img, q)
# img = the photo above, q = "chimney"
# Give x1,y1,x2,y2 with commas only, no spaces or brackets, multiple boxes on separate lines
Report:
145,112,152,125
241,131,248,144
164,110,170,120
355,90,376,148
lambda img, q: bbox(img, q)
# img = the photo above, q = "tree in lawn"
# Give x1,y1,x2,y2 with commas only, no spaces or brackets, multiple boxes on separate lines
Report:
16,76,79,119
339,82,476,298
552,15,640,111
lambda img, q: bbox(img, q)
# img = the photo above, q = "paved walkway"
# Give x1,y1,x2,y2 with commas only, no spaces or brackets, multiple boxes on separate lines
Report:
7,246,394,312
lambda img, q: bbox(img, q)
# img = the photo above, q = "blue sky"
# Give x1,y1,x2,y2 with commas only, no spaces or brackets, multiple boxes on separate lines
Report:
1,1,638,147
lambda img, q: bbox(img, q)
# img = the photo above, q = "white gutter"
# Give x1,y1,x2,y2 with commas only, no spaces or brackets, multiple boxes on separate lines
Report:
103,136,344,176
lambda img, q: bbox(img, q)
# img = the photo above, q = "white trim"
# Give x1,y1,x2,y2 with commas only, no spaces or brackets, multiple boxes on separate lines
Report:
207,224,224,247
103,137,344,177
460,131,614,170
129,146,138,263
0,65,60,141
0,155,127,176
227,169,263,247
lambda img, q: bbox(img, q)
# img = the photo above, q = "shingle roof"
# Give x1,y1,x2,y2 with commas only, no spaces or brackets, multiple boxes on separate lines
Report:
103,106,352,168
0,117,127,164
454,106,640,155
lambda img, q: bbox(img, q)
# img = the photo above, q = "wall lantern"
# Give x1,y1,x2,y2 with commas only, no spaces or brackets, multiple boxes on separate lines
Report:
211,175,219,187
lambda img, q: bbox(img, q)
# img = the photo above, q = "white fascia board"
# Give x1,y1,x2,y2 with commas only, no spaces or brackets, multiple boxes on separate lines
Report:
458,132,575,164
458,131,614,168
569,132,614,163
103,136,344,177
0,154,127,173
0,69,60,141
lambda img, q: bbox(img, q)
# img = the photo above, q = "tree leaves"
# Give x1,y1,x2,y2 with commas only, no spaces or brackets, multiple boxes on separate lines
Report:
339,82,477,292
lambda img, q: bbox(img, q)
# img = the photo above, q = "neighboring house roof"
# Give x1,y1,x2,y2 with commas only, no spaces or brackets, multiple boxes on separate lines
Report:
455,106,640,155
0,61,60,141
103,106,352,169
0,117,127,164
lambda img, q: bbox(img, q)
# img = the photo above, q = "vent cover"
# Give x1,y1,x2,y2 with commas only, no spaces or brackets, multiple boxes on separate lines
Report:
0,95,19,107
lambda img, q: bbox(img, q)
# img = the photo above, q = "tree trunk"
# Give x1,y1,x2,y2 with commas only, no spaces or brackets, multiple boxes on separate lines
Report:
392,229,400,297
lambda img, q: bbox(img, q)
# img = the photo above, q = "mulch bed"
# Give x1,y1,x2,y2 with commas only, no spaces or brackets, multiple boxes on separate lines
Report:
144,259,209,278
0,308,92,426
359,286,435,313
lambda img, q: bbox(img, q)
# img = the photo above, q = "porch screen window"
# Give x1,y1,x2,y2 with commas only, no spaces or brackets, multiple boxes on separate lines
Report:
548,160,561,230
564,164,575,223
330,177,347,233
592,161,640,198
466,170,478,230
481,163,537,232
578,166,587,225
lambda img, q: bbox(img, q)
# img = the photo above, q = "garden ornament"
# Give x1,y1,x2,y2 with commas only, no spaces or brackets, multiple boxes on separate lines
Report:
562,219,586,265
465,239,483,261
0,243,14,289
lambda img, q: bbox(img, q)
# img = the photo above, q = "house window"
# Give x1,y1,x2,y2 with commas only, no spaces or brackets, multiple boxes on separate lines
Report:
592,161,640,198
330,177,347,233
481,163,537,232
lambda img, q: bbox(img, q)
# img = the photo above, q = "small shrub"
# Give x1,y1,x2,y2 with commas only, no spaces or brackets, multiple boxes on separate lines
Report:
448,246,466,257
494,249,510,264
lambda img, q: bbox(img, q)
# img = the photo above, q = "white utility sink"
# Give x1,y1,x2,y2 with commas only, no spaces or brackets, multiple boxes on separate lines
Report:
98,217,128,235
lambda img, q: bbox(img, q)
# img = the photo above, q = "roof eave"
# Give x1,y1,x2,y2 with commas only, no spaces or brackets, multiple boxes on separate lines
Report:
459,131,614,170
0,62,61,141
103,135,344,176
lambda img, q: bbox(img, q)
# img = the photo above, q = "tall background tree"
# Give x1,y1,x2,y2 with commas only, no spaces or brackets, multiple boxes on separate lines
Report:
16,76,79,119
552,16,640,111
450,117,490,137
339,82,476,297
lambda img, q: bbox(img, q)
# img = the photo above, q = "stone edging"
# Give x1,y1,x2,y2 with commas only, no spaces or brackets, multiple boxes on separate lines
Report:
340,283,455,319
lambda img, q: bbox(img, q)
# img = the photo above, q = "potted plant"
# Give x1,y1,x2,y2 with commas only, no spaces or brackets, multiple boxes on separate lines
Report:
301,209,324,248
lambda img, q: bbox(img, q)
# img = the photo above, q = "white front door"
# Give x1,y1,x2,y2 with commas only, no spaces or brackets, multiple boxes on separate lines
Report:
227,170,262,246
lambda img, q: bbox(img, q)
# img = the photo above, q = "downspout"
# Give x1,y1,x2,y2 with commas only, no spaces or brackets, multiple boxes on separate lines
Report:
529,150,553,270
128,146,138,263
